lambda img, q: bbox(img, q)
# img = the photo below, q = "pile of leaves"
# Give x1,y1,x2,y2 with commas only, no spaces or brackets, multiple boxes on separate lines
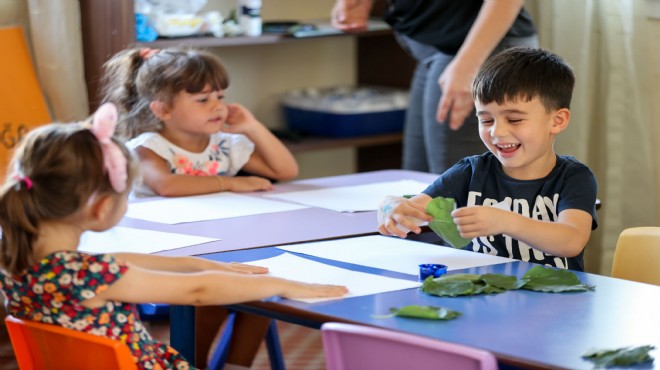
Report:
425,197,471,248
422,265,595,297
582,345,655,368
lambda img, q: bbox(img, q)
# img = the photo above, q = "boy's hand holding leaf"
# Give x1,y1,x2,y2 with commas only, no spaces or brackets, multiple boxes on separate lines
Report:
426,197,472,248
378,195,431,237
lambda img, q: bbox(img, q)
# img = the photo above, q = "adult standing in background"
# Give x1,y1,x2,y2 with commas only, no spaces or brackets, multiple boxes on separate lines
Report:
332,0,538,174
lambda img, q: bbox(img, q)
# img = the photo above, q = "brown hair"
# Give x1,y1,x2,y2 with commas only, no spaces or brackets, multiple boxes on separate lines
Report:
472,47,575,112
0,122,137,275
101,47,230,140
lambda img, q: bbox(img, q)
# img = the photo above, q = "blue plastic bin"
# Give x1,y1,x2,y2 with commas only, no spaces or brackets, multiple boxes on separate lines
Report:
281,86,408,138
283,107,405,138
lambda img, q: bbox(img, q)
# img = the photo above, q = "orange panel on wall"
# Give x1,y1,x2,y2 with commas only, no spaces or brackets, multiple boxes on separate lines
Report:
0,27,50,179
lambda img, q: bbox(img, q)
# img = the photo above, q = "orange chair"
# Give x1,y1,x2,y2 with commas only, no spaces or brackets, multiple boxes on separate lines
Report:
4,315,136,370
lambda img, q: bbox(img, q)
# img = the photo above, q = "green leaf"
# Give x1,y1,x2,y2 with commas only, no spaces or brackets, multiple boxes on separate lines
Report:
389,305,461,320
582,345,655,368
521,266,596,293
426,197,472,248
421,268,595,297
480,273,526,290
422,276,478,297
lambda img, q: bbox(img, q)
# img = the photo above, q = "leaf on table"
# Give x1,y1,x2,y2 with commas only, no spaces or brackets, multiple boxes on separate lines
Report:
481,273,526,290
582,345,655,368
422,275,480,297
389,305,461,320
426,197,471,248
521,266,596,293
421,267,595,297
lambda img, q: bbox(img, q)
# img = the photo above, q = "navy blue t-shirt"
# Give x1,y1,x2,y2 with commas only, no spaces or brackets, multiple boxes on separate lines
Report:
423,153,598,271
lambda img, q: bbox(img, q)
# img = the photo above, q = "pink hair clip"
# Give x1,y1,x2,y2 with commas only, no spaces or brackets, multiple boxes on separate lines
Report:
12,175,33,190
139,48,159,60
90,103,128,193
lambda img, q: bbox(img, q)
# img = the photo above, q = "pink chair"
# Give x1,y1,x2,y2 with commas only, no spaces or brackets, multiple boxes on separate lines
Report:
321,322,498,370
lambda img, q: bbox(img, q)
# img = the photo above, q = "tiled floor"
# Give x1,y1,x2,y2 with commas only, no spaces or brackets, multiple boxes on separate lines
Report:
147,319,326,370
251,321,326,370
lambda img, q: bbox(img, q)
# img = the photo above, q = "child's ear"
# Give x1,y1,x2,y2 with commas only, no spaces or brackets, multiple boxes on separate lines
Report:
88,194,115,225
149,100,171,121
550,108,571,134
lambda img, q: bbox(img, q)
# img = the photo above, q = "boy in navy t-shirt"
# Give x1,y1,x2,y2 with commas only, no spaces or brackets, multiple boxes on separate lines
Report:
378,47,598,271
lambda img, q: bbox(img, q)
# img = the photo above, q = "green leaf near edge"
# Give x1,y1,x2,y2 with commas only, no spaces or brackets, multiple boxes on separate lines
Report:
390,305,461,320
582,345,655,368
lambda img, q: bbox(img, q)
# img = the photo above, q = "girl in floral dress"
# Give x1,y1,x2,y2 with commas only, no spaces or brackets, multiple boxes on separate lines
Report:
101,47,298,198
0,104,347,369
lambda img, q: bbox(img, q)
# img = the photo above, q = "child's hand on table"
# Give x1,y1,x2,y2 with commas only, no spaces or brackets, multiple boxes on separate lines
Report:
281,281,349,299
221,262,269,274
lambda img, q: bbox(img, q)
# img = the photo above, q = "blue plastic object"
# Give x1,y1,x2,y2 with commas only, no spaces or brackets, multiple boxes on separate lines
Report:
419,264,448,281
283,107,405,138
135,13,158,42
137,303,170,321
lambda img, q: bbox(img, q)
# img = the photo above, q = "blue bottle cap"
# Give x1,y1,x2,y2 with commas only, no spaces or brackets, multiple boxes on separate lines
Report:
419,263,448,281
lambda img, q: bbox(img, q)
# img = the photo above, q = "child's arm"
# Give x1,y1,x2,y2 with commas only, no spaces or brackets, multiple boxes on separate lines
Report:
451,206,593,257
113,253,268,275
377,194,434,238
136,146,273,196
223,103,299,181
86,266,348,307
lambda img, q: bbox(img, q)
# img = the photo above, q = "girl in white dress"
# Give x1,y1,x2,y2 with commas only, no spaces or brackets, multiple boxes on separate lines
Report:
101,47,298,197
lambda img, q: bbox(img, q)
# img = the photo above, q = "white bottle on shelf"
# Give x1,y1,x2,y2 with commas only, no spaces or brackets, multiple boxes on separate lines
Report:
239,0,262,36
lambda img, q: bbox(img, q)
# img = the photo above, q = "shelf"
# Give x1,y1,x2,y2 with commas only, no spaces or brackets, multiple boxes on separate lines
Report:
136,29,392,49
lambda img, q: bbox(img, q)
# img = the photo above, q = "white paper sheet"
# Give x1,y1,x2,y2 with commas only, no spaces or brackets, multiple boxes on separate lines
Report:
279,235,512,276
126,192,309,224
264,180,431,212
79,226,219,254
247,253,421,303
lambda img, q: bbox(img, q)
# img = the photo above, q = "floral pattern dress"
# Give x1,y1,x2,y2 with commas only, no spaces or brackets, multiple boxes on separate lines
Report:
126,131,255,197
0,251,194,370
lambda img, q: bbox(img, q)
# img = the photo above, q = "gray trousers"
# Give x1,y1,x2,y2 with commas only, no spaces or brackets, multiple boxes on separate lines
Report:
397,34,539,174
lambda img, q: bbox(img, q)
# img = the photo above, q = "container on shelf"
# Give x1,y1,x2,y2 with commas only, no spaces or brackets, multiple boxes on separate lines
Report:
281,86,409,138
239,0,262,36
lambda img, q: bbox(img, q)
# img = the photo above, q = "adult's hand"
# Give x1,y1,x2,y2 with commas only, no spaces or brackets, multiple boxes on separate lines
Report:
331,0,373,32
436,59,478,130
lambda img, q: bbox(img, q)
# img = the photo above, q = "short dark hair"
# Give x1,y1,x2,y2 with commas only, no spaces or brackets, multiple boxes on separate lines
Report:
472,47,575,111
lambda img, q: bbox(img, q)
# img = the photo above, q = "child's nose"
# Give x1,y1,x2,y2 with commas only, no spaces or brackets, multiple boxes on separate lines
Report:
491,121,508,137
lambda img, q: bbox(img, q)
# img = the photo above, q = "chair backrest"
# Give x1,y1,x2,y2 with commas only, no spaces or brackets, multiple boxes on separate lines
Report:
321,322,498,370
4,315,137,370
611,227,660,285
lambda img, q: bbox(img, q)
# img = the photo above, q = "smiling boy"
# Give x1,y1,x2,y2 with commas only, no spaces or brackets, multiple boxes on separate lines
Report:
378,47,598,271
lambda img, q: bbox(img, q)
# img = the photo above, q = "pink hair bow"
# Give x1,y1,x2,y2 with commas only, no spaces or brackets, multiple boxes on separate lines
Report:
90,103,127,193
